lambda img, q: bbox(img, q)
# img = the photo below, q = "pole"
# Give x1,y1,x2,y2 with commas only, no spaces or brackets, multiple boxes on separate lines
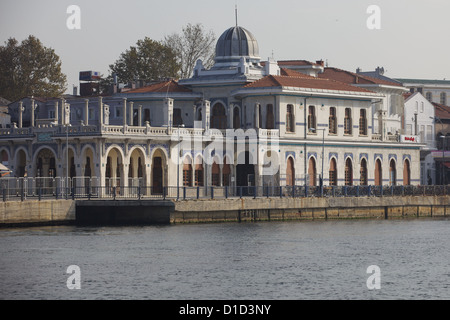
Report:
321,128,324,196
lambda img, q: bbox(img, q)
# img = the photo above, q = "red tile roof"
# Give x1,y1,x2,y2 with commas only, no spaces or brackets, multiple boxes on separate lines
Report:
277,60,323,67
433,102,450,120
125,80,192,93
279,68,314,78
318,67,404,87
244,74,375,93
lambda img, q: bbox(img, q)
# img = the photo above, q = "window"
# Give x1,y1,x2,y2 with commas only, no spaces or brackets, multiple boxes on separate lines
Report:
360,159,368,186
195,157,204,186
441,92,447,105
266,104,274,129
308,157,316,186
344,108,352,135
211,103,227,129
403,159,411,186
286,157,295,186
222,159,231,186
308,105,316,133
389,159,396,186
329,107,337,134
420,102,424,113
183,157,192,187
426,92,432,102
345,158,353,186
89,108,94,121
144,109,150,124
426,125,433,142
212,162,220,186
359,109,367,135
375,159,382,186
233,107,240,129
286,104,294,132
49,110,55,119
329,158,337,186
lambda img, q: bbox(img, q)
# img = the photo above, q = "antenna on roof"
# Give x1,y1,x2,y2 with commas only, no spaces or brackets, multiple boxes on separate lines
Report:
235,4,238,27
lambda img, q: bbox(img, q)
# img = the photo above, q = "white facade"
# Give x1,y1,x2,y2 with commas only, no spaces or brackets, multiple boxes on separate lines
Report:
404,92,436,185
396,79,450,106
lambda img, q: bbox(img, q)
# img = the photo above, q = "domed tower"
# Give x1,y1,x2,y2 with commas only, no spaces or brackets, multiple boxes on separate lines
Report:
215,26,261,66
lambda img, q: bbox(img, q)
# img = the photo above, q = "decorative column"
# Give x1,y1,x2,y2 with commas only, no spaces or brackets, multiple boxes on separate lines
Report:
84,99,89,126
254,103,260,129
61,98,66,125
164,98,174,129
202,100,210,131
98,96,103,128
123,98,127,127
18,101,24,128
129,101,134,126
138,105,143,126
54,101,59,125
30,98,35,127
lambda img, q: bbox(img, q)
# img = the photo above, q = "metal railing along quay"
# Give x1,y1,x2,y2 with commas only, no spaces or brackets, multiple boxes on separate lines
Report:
0,177,450,202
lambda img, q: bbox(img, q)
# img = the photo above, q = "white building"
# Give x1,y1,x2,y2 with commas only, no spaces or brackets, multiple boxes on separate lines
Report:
0,25,423,196
396,78,450,106
403,92,436,184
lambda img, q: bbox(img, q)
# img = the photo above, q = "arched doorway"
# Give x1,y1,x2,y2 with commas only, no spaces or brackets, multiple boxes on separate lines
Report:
403,159,411,186
212,161,220,186
16,149,27,177
329,158,337,186
308,157,316,186
345,158,353,186
375,159,382,186
151,149,166,195
105,147,124,194
222,157,231,186
129,148,146,188
389,159,396,186
236,151,255,187
35,148,57,178
286,157,295,186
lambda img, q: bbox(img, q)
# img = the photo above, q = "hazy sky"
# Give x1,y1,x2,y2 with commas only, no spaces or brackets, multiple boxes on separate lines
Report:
1,0,450,93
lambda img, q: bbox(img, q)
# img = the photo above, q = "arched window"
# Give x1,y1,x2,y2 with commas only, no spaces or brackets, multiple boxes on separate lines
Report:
222,158,231,186
233,106,240,129
403,159,411,186
308,105,316,133
344,108,352,135
345,158,353,186
195,157,204,186
286,157,295,186
389,159,396,186
375,159,382,186
266,104,274,129
329,158,337,186
211,104,226,129
329,107,337,134
183,156,192,187
308,157,317,186
426,92,432,102
360,158,368,186
212,161,220,186
286,104,294,132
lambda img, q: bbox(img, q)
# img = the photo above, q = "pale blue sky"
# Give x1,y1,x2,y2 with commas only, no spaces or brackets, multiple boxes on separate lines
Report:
1,0,449,93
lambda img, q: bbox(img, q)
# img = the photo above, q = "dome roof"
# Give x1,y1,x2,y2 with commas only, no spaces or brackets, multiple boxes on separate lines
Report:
215,26,260,59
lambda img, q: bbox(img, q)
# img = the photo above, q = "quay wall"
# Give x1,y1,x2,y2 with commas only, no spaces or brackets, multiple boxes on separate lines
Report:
0,195,449,227
0,200,76,227
170,195,450,223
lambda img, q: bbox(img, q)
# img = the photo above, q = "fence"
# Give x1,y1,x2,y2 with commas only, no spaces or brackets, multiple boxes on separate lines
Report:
1,177,450,202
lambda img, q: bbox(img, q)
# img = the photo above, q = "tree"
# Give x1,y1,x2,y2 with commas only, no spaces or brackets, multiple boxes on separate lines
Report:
109,37,180,85
164,23,216,79
0,35,67,102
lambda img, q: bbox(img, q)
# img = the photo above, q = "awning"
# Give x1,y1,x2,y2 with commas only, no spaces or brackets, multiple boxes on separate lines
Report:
0,163,11,176
443,162,450,169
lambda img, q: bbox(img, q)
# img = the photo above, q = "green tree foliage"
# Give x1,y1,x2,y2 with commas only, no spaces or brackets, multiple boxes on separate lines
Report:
0,35,67,101
164,23,216,79
109,37,180,85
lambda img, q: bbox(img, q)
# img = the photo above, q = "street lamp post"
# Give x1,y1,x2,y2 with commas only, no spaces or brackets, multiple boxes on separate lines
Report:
309,127,325,196
177,124,185,200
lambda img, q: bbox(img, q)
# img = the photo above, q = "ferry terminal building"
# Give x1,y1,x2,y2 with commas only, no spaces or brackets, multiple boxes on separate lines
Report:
0,25,422,195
